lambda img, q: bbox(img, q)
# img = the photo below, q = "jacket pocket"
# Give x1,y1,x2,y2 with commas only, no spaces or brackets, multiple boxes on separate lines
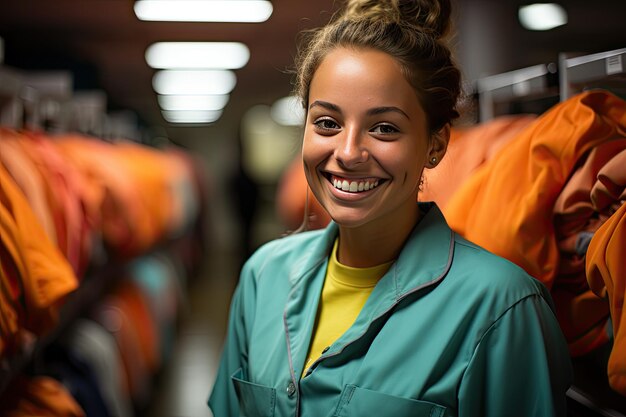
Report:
333,385,450,417
231,369,276,417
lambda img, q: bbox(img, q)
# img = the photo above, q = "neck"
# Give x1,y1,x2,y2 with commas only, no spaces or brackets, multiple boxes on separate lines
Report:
336,207,420,268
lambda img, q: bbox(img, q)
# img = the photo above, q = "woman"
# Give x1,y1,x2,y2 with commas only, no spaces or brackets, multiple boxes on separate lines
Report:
209,1,572,415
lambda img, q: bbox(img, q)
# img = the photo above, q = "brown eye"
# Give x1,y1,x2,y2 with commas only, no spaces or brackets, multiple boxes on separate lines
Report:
314,118,340,131
371,123,399,134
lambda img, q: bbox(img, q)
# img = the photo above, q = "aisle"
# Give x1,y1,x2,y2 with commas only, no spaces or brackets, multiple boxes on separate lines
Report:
141,248,241,417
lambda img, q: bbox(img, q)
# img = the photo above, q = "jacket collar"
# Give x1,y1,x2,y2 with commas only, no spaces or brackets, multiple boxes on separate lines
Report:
284,203,455,377
289,202,454,298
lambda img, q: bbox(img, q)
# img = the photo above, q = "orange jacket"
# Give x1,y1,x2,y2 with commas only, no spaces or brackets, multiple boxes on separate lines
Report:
0,164,78,350
421,114,537,209
445,90,626,288
444,90,625,362
587,193,626,395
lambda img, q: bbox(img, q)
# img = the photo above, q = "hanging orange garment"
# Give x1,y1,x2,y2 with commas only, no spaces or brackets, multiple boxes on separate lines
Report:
591,149,626,212
0,237,23,357
54,135,140,257
109,141,176,254
0,128,57,243
551,141,626,356
92,295,151,407
586,202,626,396
115,280,161,373
0,375,85,417
17,132,94,279
445,90,626,290
587,148,626,396
0,164,78,339
421,114,537,209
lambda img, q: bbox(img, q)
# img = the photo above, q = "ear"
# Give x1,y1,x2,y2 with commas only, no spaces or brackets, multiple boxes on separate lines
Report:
426,124,450,169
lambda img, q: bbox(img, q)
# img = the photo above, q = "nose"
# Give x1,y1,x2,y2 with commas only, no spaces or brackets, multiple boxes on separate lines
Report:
335,127,368,168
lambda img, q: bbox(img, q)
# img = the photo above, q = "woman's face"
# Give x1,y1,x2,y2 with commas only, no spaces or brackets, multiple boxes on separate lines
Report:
302,47,437,231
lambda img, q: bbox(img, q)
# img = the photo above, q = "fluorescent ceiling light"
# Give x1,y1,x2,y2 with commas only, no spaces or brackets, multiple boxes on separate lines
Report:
162,109,223,124
134,0,273,23
146,42,250,69
152,70,236,95
518,3,567,31
158,94,229,111
270,96,305,126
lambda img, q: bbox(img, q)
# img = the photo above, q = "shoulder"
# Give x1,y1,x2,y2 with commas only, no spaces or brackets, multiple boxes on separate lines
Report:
449,233,552,310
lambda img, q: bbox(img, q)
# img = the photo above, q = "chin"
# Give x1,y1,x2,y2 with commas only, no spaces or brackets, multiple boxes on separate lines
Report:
326,208,373,229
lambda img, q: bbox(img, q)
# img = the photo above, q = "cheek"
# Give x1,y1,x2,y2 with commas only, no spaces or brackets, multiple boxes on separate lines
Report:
302,135,321,182
302,132,329,166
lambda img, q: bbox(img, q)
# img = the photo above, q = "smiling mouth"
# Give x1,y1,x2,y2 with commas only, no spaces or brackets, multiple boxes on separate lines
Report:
326,174,385,193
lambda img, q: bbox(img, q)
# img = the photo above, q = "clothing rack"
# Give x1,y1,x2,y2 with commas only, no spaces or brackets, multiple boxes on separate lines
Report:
0,64,206,414
0,66,27,127
560,47,626,101
0,261,123,396
475,63,559,122
472,48,626,417
0,126,208,415
0,65,143,141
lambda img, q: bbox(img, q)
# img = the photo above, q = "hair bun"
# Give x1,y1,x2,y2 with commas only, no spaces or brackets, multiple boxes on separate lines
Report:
343,0,452,39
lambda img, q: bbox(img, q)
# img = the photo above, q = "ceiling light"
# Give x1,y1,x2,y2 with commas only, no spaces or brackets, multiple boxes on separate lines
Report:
146,42,250,70
162,109,223,124
152,70,236,95
518,3,567,31
270,96,305,126
158,94,229,111
134,0,273,23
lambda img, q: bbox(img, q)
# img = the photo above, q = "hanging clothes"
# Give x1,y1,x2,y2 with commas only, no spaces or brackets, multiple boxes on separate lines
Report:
0,164,78,348
0,128,57,243
443,90,626,375
421,114,537,209
17,131,95,279
0,375,85,417
586,162,626,396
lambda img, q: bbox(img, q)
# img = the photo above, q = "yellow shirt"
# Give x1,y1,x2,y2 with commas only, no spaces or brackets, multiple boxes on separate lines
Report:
302,239,393,377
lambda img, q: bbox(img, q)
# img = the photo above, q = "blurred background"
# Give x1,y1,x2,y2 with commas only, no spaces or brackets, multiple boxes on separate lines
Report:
0,1,625,416
2,0,625,254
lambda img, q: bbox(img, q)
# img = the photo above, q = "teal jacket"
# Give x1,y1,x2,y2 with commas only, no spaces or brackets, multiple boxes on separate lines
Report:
209,204,572,417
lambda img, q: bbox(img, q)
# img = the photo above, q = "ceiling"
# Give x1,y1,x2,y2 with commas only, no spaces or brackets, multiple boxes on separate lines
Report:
1,0,625,146
0,0,337,143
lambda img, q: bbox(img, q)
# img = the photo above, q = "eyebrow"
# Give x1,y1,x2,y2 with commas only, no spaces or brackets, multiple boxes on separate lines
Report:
309,100,340,112
367,106,411,120
308,100,410,120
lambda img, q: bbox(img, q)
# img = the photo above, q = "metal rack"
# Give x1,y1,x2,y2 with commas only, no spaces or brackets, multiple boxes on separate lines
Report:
473,48,626,416
475,63,560,122
560,47,626,101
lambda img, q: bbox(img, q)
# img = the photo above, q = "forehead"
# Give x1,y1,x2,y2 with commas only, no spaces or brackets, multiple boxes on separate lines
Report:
309,47,421,111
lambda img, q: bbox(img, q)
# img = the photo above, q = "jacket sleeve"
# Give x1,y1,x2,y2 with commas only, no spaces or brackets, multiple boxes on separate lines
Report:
457,294,572,417
208,258,258,417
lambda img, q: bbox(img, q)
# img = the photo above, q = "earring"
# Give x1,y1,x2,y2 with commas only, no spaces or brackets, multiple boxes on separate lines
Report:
430,156,437,164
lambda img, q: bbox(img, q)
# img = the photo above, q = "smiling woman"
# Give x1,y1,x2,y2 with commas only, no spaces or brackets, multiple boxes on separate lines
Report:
302,48,437,260
208,1,573,416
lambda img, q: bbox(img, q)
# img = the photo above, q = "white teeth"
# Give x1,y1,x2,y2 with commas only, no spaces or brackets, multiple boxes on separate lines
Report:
332,176,381,193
